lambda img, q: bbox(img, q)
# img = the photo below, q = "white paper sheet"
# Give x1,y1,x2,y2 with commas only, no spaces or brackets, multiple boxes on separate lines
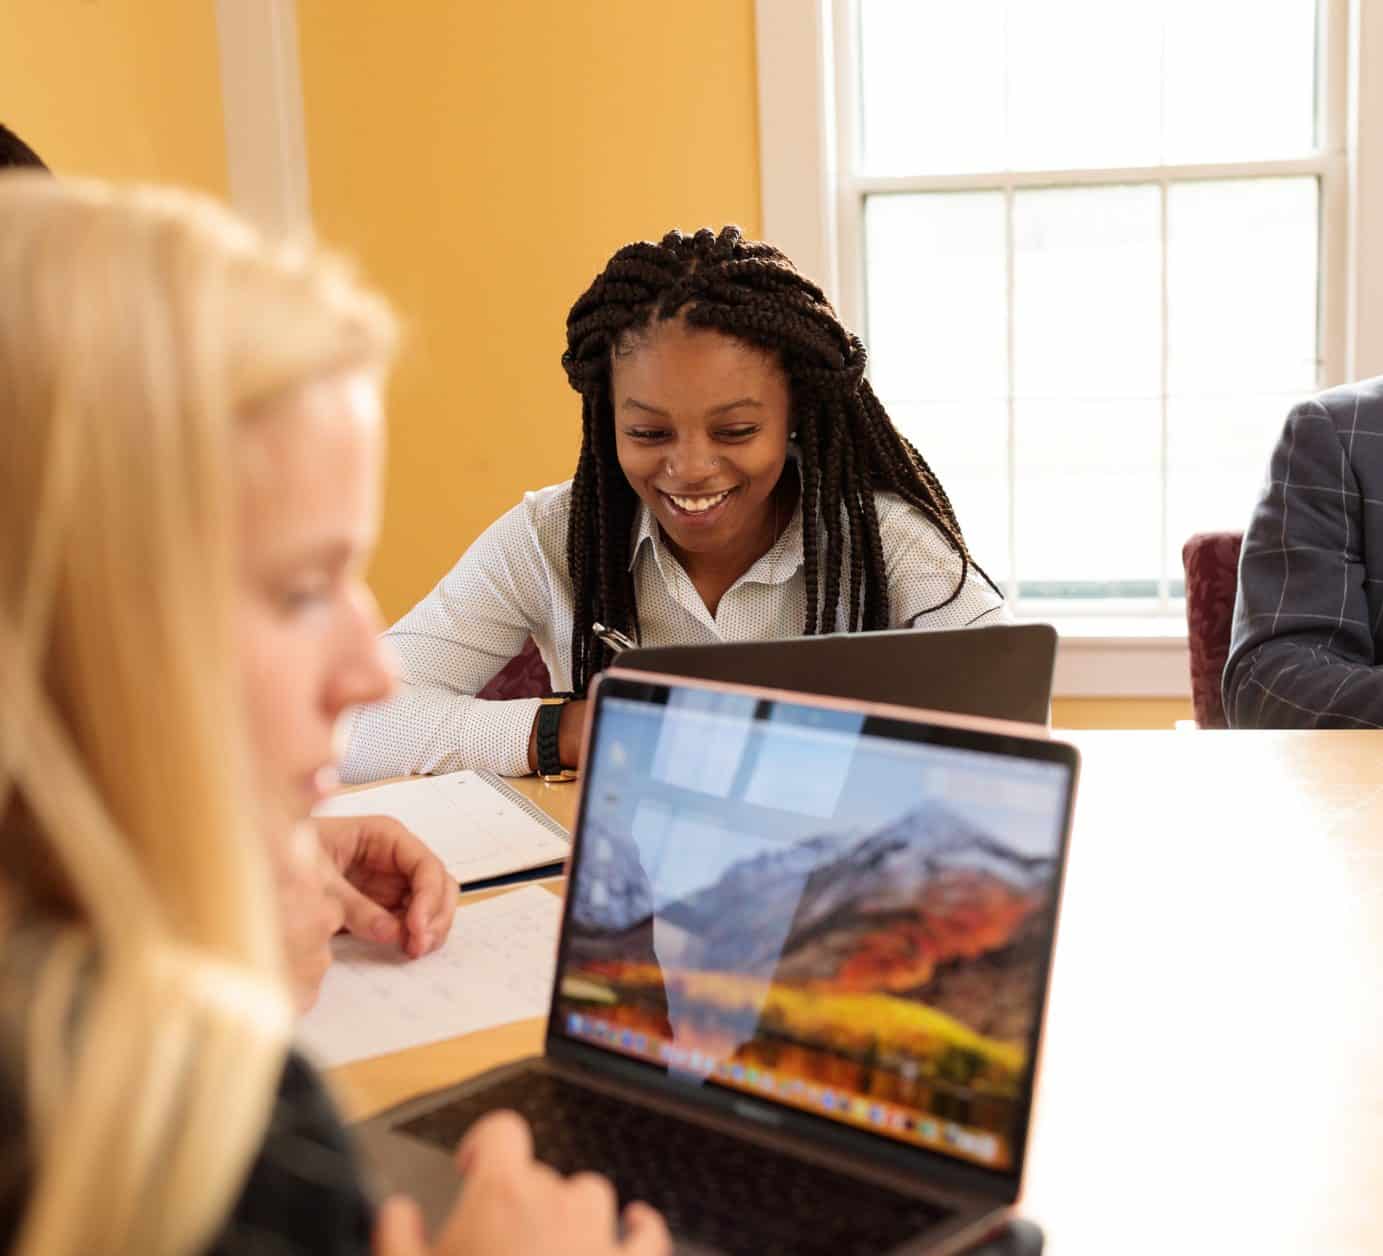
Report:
297,886,562,1068
314,770,570,884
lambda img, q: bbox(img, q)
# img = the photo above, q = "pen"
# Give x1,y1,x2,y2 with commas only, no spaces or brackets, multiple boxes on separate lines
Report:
591,621,636,653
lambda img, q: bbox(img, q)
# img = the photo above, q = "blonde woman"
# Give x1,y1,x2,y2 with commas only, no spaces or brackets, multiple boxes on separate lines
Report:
0,176,667,1256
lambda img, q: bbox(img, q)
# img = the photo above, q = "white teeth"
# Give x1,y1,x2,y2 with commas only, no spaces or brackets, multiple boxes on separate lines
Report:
668,489,731,513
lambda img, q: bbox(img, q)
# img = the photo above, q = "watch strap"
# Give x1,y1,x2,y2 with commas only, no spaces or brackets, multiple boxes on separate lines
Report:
535,695,573,777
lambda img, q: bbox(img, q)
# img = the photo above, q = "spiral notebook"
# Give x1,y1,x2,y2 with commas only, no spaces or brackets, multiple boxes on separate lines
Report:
314,771,571,887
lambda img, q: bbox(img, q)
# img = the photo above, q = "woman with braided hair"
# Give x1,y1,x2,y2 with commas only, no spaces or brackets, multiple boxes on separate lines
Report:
343,226,1006,783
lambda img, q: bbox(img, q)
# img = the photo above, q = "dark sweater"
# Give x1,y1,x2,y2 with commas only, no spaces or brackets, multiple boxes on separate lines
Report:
0,925,372,1254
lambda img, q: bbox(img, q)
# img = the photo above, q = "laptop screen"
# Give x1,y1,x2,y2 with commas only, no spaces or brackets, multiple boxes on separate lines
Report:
551,676,1075,1176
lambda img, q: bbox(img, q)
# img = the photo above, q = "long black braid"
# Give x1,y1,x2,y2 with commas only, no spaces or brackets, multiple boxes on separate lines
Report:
561,225,996,692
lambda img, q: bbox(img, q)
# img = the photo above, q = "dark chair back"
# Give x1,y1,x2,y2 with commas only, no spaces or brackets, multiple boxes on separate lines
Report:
476,636,552,701
1181,531,1244,728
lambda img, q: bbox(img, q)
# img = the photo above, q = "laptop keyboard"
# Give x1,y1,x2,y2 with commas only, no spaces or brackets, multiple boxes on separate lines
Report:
397,1072,951,1255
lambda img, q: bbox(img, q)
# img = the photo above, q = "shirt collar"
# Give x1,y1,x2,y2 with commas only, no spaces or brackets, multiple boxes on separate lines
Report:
627,448,805,589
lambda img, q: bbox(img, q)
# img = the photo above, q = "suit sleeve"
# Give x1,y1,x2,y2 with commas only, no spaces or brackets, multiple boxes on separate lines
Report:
1223,401,1383,727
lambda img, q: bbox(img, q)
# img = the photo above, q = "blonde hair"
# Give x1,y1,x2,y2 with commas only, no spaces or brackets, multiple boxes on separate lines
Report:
0,176,397,1255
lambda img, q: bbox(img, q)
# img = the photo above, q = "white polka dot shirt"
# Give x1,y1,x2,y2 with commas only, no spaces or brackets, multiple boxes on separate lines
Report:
341,478,1009,781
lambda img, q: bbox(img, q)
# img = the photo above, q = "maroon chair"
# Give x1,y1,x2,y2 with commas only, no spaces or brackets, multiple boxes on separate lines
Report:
476,636,552,700
1181,531,1244,729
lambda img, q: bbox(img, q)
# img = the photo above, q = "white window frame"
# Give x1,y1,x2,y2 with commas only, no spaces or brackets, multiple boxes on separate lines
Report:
215,0,311,238
756,0,1383,696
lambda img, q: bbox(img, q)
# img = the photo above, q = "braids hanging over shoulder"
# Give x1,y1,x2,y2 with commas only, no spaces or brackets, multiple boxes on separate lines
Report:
560,225,994,692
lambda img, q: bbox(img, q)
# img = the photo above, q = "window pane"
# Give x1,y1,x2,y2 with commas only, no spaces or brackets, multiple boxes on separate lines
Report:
857,0,1318,176
1166,178,1318,566
1014,400,1162,596
863,192,1007,401
853,5,1323,608
1013,185,1161,401
1167,395,1289,568
863,196,1010,584
1162,0,1318,163
1012,186,1161,599
1167,177,1319,396
889,400,1010,587
858,0,1005,176
1005,1,1163,171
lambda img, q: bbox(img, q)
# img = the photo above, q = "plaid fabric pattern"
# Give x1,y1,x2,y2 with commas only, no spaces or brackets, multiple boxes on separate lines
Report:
1224,375,1383,727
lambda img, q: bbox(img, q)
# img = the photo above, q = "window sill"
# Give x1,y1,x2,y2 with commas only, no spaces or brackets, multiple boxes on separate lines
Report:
1016,616,1191,698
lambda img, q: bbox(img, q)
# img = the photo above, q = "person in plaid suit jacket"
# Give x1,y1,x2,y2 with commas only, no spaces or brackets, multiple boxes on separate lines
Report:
1225,376,1383,727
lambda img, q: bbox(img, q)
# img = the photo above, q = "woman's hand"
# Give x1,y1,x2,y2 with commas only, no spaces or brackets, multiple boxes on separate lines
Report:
373,1111,669,1256
315,813,457,958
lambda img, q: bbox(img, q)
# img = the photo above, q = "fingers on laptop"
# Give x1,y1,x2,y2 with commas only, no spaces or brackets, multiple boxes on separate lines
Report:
455,1108,533,1175
430,1110,670,1254
373,1195,427,1255
620,1201,672,1253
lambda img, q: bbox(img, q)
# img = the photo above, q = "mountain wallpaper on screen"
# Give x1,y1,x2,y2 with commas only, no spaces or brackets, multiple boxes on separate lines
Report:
563,798,1058,1154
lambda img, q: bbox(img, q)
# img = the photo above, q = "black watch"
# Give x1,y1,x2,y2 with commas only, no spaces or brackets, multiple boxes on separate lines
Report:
536,693,578,781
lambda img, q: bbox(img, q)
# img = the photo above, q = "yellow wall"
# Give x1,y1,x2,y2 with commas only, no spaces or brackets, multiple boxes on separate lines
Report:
0,0,225,194
296,0,762,621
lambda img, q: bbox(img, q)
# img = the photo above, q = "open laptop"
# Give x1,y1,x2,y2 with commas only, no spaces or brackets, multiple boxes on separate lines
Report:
610,623,1057,726
358,672,1079,1255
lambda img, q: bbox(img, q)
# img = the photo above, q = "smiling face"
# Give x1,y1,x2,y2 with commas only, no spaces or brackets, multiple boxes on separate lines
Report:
611,318,792,565
236,368,394,841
